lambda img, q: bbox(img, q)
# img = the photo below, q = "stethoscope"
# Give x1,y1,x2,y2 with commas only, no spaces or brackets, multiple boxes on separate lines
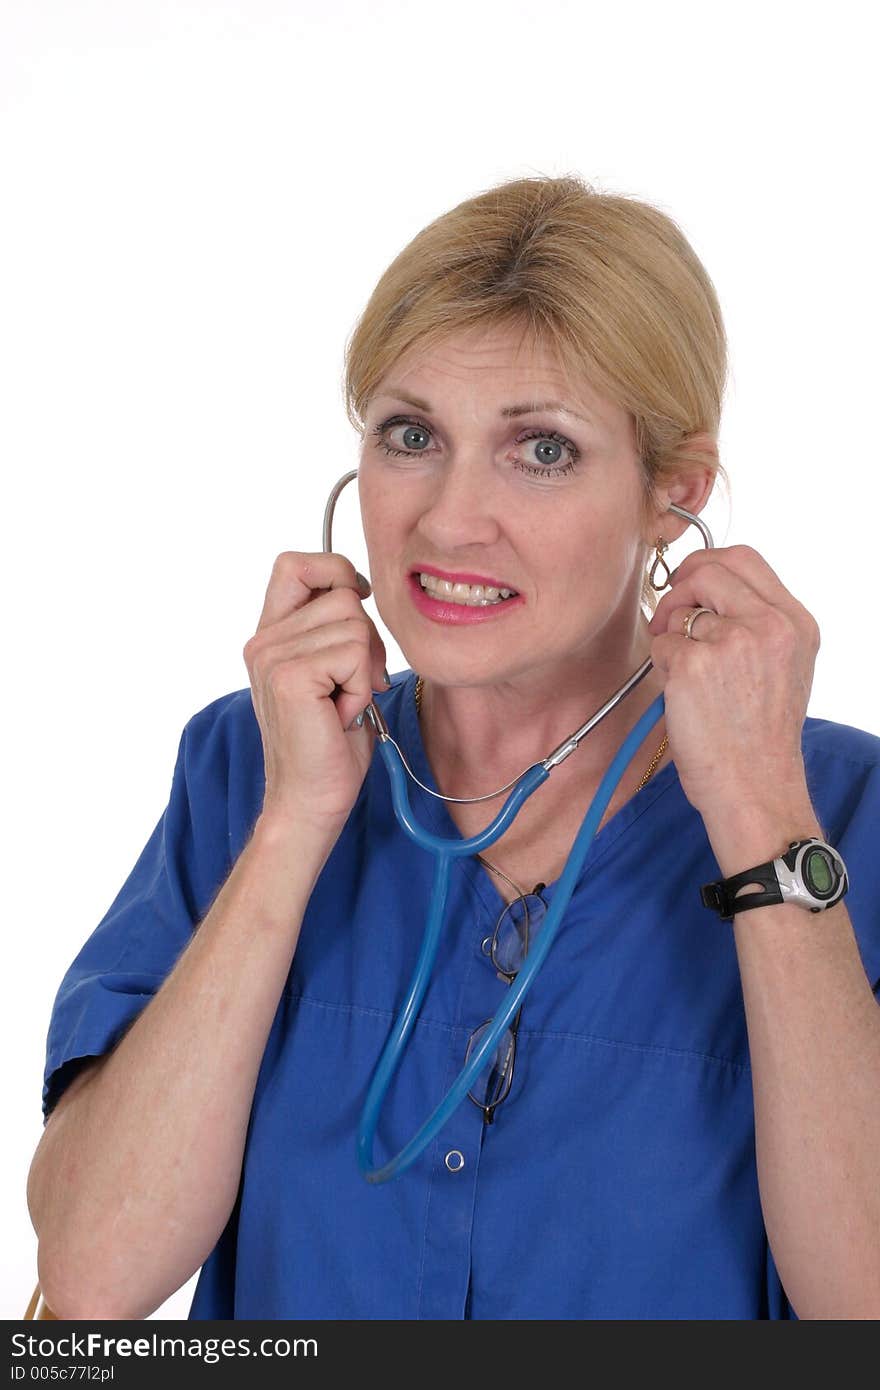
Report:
322,468,714,1184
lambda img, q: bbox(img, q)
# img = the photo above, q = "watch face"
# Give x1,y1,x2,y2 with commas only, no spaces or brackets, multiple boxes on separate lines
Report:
804,846,837,898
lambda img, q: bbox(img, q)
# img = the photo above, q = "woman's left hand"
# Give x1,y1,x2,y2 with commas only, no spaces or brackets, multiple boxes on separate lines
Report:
648,544,821,825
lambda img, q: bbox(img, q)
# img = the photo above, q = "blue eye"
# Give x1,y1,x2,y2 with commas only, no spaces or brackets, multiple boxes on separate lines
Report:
516,429,580,472
377,421,432,455
371,416,580,477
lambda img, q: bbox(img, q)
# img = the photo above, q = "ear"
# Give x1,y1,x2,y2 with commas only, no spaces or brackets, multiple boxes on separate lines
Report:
649,432,718,545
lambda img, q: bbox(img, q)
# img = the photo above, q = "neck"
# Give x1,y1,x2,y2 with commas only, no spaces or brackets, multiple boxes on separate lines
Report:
415,628,669,803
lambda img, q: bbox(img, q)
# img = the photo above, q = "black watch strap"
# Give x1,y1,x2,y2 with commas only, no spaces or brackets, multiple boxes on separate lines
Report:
700,863,782,920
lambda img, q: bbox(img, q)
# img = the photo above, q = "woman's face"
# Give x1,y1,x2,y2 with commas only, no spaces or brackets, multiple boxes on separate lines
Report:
358,323,656,690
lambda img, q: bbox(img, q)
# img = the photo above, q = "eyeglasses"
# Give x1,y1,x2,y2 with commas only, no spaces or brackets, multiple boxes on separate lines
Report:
464,884,548,1125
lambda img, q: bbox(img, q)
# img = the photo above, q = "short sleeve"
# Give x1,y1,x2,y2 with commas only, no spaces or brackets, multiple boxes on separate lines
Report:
816,741,880,995
40,694,245,1124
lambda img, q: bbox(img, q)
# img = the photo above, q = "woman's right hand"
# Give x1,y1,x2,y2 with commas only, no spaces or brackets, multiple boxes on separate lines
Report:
243,551,389,837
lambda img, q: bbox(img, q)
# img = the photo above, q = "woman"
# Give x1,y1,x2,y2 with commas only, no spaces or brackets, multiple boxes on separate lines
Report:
29,175,880,1320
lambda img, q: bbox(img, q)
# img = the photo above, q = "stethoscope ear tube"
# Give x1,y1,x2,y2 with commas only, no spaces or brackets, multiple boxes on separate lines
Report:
322,468,359,553
668,501,714,550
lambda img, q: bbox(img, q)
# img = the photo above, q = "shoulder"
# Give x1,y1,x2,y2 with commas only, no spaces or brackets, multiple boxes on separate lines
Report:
183,686,257,743
166,689,265,860
802,714,880,773
177,687,261,775
801,715,880,831
801,716,880,992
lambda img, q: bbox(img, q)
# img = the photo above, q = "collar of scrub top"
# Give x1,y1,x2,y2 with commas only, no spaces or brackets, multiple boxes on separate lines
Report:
322,467,714,1184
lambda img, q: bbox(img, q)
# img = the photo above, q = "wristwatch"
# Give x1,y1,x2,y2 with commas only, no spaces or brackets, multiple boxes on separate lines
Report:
701,836,849,920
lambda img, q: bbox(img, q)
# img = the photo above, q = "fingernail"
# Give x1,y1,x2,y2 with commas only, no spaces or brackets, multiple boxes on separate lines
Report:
356,571,372,595
383,667,391,686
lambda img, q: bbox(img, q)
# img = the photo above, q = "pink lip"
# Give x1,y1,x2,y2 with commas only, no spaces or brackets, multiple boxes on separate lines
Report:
407,572,524,626
411,564,518,592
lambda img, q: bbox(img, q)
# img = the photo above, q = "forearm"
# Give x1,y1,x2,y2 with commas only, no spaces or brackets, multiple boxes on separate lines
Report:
703,798,880,1320
30,813,336,1320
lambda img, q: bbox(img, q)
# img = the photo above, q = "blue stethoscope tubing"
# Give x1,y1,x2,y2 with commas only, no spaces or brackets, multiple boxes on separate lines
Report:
357,692,665,1183
320,468,713,1184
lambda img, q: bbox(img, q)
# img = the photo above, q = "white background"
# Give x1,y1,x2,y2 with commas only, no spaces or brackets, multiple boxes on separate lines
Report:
3,0,877,1320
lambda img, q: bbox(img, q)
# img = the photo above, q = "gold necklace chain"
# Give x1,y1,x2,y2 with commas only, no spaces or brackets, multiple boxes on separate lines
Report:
413,672,668,899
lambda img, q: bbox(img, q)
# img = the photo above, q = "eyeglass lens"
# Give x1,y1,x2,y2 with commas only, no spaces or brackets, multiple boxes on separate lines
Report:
492,892,548,976
465,1019,517,1109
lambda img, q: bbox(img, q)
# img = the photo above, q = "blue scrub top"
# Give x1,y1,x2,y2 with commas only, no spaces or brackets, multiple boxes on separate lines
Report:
41,671,880,1320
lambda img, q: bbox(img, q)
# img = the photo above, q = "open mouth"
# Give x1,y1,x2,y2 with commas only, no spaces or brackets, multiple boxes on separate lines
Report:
413,571,519,607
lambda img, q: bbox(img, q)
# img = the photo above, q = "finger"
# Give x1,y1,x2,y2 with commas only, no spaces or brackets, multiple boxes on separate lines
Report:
650,609,723,678
257,551,369,630
257,620,376,730
298,592,386,689
253,587,388,690
650,558,765,638
667,543,792,606
665,605,724,642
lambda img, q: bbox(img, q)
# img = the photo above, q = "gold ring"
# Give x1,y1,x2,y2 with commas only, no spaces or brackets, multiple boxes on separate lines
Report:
682,606,714,640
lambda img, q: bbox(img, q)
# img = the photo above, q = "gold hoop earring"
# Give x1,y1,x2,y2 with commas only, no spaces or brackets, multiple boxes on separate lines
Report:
648,537,671,591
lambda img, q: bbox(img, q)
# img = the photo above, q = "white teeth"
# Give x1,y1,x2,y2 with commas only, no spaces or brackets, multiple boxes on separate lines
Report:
417,572,517,607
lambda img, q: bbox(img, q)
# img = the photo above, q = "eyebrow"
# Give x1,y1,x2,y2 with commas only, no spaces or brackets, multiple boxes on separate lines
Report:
373,391,593,425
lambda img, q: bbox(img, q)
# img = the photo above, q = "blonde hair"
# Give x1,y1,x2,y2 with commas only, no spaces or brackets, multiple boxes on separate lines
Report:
342,172,729,615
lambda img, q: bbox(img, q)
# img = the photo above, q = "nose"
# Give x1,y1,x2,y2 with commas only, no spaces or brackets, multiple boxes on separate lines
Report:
415,453,502,551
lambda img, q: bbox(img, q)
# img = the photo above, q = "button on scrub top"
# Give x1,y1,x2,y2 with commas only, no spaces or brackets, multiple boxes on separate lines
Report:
41,672,880,1319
